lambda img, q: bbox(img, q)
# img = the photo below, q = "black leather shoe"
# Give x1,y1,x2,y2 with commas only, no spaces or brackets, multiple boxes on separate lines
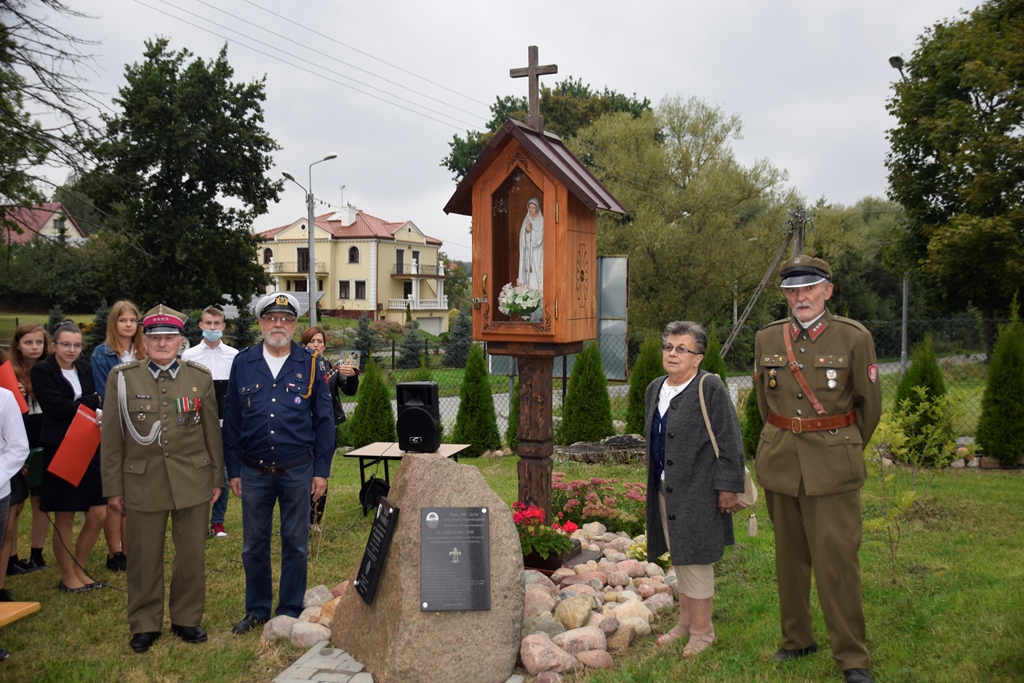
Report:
171,624,208,643
231,614,267,634
772,643,819,662
128,631,161,653
845,669,874,683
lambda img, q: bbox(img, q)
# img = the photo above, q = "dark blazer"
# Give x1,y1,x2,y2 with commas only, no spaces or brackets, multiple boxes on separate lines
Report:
31,355,101,448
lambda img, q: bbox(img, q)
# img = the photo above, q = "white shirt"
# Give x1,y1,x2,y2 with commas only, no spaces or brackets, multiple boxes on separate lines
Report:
262,344,288,380
181,339,238,381
0,389,30,499
61,367,82,400
658,373,697,417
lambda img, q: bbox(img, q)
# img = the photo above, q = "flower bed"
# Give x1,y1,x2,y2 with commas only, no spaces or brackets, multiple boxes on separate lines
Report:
551,473,647,537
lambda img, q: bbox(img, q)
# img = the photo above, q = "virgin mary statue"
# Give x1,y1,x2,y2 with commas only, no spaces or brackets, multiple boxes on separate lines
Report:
518,198,544,321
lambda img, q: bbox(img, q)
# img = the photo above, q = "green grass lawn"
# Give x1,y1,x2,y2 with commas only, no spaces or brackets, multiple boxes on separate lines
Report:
1,454,1020,682
0,313,93,346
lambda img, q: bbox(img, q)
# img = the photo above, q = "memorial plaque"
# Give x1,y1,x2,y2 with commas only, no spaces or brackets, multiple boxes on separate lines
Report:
420,507,490,611
354,497,400,605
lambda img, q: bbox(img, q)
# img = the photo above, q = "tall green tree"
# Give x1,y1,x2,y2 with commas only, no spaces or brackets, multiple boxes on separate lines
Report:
569,97,791,332
443,312,472,368
441,252,471,314
626,335,665,435
451,344,501,457
885,0,1024,341
83,39,279,310
976,304,1024,465
441,78,651,181
347,359,397,448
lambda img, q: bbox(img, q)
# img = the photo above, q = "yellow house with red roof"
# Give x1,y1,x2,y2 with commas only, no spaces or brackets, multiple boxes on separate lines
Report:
256,205,449,334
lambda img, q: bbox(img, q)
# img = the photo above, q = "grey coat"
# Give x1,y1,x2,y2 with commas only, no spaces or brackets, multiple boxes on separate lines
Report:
645,369,746,566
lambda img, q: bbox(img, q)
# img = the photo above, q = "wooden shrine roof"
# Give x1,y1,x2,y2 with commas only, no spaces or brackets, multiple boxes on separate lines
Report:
443,118,628,217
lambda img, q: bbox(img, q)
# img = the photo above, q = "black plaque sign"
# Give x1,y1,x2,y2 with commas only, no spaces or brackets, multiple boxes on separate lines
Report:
354,497,399,605
420,507,490,611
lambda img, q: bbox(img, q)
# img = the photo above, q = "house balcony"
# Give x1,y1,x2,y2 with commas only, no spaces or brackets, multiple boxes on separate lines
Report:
388,296,449,311
391,263,444,278
265,261,328,274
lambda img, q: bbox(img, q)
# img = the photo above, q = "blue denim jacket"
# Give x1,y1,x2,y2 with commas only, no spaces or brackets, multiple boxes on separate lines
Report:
90,343,121,402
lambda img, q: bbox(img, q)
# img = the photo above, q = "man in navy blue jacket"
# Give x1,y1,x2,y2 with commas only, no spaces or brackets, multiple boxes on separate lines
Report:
222,293,334,634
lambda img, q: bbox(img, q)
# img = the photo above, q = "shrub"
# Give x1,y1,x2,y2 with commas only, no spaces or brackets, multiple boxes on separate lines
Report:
894,335,947,464
742,387,763,459
396,326,422,369
85,302,109,356
506,377,520,453
561,341,614,445
626,335,664,435
443,311,472,368
703,326,726,380
451,344,501,457
346,359,396,448
551,472,646,536
409,354,433,382
977,313,1024,466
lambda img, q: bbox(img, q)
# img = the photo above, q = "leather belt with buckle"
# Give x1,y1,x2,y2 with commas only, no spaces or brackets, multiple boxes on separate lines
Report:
242,454,311,475
766,410,856,434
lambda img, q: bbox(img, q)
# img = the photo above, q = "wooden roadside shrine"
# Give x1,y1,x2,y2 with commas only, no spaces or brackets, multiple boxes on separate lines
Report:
444,46,627,521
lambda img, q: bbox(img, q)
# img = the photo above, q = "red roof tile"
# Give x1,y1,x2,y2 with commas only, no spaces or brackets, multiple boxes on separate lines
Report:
258,209,442,245
2,202,87,245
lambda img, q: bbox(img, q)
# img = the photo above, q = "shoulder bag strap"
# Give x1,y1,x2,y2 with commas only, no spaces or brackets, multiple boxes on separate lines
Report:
698,374,720,459
782,323,827,416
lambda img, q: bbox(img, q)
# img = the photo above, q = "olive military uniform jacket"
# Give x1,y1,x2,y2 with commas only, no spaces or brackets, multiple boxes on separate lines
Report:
753,310,882,497
100,359,224,512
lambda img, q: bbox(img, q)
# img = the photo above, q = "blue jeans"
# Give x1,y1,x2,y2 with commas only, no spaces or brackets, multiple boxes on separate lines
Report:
240,459,312,619
210,466,229,525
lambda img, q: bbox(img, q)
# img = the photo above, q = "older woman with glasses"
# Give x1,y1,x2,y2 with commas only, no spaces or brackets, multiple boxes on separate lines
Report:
30,321,107,593
644,320,746,657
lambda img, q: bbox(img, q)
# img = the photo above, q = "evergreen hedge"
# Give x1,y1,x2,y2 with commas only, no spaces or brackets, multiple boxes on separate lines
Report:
346,359,396,448
626,335,664,435
977,315,1024,466
451,344,501,457
561,341,615,445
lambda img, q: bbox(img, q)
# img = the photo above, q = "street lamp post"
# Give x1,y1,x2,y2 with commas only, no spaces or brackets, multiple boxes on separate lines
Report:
889,55,910,377
283,154,337,327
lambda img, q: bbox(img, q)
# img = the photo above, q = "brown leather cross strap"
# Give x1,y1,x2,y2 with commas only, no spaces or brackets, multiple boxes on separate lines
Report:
767,410,856,434
783,323,827,416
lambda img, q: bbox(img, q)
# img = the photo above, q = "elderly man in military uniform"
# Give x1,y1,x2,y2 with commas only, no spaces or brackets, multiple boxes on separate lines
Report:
754,256,881,683
100,305,224,654
222,293,333,635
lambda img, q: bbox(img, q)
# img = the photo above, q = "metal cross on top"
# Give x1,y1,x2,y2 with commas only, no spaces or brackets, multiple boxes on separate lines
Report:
510,45,557,133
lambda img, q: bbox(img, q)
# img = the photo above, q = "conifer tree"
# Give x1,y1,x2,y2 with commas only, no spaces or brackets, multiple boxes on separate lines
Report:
353,312,375,371
506,377,520,453
232,305,259,350
452,344,502,457
347,359,396,448
894,335,947,465
742,387,763,459
85,302,109,356
562,341,615,445
397,325,422,369
977,297,1024,466
443,312,472,368
702,326,726,380
626,335,665,435
44,305,66,335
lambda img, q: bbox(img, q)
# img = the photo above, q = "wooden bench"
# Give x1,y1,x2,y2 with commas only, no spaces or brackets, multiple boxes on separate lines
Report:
0,602,39,628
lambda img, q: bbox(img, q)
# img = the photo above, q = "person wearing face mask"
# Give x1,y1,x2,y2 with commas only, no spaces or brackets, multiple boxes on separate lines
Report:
181,306,238,538
92,300,146,573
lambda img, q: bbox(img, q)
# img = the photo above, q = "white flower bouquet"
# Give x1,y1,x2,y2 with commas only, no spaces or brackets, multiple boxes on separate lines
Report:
497,280,543,317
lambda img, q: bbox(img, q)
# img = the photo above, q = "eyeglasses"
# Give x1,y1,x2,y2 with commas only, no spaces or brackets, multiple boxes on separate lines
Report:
56,342,83,350
263,315,296,324
662,344,701,356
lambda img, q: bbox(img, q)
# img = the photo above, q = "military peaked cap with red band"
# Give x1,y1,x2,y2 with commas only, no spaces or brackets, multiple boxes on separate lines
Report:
141,305,186,335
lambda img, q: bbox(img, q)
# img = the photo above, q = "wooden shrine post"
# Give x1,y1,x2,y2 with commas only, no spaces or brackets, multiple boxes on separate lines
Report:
444,46,627,521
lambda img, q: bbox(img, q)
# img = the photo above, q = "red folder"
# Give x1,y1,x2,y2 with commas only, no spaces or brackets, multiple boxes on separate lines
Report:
0,362,28,414
48,405,100,487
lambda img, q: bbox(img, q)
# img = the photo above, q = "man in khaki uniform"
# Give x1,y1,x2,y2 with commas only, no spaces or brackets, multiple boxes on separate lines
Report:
101,305,224,654
754,256,881,683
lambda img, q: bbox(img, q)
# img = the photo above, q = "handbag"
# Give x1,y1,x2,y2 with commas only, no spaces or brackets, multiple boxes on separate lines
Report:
698,374,758,509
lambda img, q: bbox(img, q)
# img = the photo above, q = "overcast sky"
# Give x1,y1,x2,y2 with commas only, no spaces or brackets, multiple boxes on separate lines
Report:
45,0,980,261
